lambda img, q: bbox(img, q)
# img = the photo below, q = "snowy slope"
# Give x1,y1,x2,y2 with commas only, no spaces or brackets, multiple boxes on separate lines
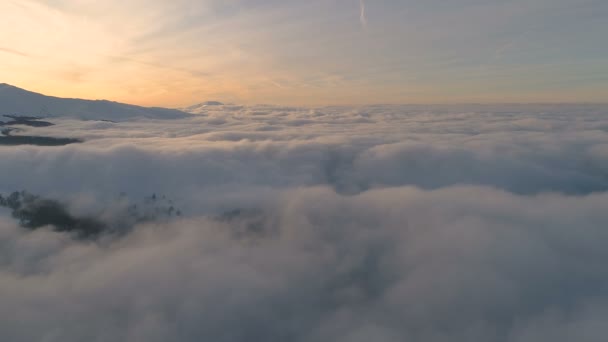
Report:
0,83,190,121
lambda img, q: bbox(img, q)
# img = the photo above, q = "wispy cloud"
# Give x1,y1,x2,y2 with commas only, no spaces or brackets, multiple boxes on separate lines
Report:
1,0,606,105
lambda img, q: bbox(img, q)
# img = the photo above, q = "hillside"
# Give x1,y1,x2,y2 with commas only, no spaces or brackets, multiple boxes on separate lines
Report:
0,84,190,121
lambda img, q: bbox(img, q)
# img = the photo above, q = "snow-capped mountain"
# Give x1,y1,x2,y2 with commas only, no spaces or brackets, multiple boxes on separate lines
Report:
0,83,190,121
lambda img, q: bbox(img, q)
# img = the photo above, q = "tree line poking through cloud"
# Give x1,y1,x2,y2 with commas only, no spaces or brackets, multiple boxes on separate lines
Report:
0,191,181,239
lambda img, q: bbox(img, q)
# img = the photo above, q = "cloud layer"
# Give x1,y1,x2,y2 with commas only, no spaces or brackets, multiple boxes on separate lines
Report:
1,104,608,341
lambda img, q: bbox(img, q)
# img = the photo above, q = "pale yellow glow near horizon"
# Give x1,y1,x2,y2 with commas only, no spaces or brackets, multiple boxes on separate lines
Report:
0,1,292,106
1,0,606,108
0,1,257,106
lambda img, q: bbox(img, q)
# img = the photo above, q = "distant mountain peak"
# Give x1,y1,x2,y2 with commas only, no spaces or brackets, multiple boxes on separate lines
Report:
185,101,225,109
182,101,226,114
202,101,224,106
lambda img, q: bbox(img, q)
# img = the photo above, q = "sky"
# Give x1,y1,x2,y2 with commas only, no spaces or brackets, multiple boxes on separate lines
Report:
0,0,607,106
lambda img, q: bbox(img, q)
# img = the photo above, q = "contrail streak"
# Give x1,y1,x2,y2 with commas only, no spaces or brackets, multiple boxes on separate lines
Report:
0,47,30,57
359,0,368,29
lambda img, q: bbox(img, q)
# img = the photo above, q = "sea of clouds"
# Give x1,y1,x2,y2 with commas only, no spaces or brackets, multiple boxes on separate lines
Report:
1,104,608,341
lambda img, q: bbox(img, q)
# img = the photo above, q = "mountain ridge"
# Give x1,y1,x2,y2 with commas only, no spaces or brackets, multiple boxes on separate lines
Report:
0,83,191,121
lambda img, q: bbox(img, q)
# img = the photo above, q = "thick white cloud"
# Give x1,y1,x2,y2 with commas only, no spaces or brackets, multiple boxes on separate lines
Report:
3,104,608,197
1,104,608,341
2,187,608,341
